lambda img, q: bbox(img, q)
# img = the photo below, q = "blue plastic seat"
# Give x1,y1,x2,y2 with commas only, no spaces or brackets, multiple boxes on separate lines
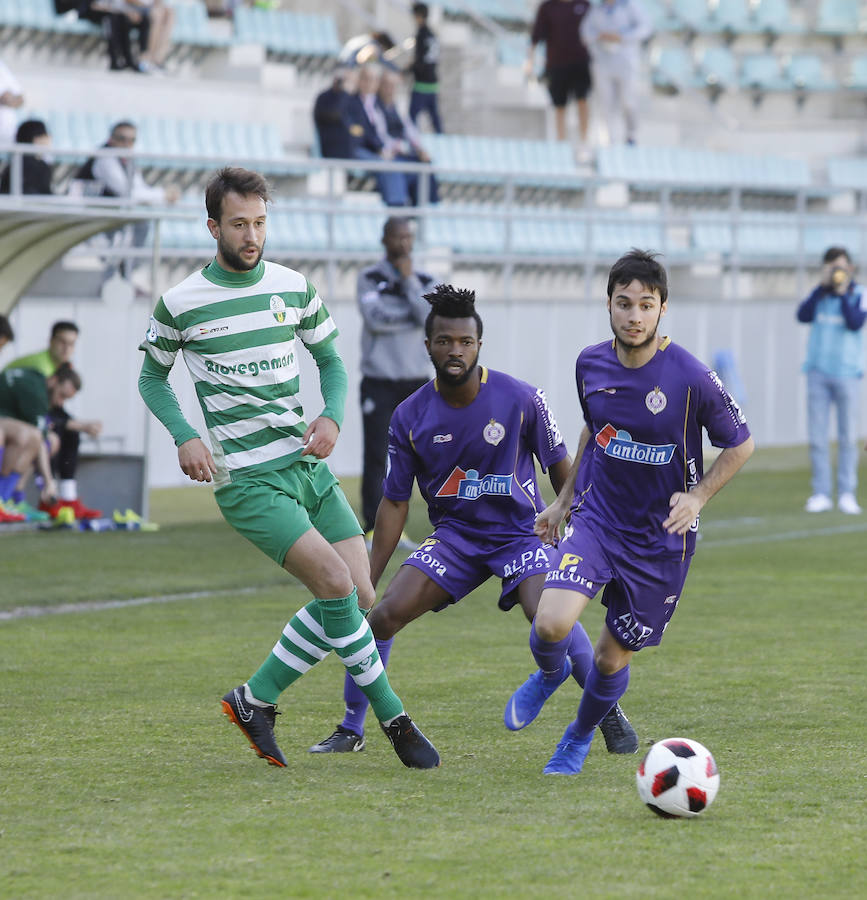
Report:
751,0,805,36
815,0,864,36
642,0,683,32
651,46,697,93
846,54,867,89
696,46,738,92
739,53,791,91
786,54,838,91
828,157,867,187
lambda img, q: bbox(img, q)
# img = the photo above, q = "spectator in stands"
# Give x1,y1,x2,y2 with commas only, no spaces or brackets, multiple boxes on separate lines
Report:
0,363,83,521
4,321,104,520
314,66,357,160
797,246,866,516
72,120,179,276
340,31,399,70
128,0,176,73
89,1,144,72
357,217,435,541
0,315,12,353
0,57,24,146
347,64,412,207
580,0,653,146
408,3,442,134
528,0,592,154
0,120,53,196
376,69,439,205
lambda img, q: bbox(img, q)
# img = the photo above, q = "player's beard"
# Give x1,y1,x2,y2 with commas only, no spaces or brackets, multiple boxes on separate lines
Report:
219,234,265,272
432,350,480,387
611,308,663,352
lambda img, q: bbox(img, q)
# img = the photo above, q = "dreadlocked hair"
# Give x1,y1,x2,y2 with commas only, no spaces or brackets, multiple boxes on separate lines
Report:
423,283,483,339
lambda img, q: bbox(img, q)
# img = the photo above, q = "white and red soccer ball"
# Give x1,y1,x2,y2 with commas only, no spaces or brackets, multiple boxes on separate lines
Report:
636,738,720,818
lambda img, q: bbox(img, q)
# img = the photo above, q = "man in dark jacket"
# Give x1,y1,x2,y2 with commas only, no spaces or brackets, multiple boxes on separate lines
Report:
313,67,356,159
0,119,52,195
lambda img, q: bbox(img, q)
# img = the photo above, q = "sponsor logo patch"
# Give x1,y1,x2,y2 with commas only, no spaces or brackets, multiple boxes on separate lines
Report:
435,466,513,500
595,423,676,466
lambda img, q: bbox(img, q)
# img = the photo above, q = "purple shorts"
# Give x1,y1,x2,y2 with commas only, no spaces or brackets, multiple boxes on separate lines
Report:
543,515,693,651
401,526,553,611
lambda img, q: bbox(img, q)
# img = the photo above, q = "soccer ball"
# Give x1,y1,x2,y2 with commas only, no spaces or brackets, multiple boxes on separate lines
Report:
636,738,720,818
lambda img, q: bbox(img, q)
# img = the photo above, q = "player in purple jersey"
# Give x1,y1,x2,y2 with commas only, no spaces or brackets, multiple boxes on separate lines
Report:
507,249,754,775
310,284,640,756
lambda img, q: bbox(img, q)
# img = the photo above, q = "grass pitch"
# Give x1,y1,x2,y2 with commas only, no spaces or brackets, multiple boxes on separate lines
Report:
1,448,865,899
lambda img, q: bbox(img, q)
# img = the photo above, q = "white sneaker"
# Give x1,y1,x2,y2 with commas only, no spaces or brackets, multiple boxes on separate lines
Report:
805,494,833,513
838,493,862,515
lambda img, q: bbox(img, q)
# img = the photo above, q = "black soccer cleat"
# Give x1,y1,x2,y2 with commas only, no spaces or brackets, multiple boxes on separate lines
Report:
380,714,441,769
309,725,366,753
221,685,287,767
599,702,639,754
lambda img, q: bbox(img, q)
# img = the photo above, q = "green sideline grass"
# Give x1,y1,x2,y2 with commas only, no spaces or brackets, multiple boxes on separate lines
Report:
1,448,865,899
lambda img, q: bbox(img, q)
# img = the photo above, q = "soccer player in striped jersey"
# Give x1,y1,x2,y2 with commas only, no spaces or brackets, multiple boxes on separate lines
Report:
512,249,754,775
310,284,639,756
138,166,439,769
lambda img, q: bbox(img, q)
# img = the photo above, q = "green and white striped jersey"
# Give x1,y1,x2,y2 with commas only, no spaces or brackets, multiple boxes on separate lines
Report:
141,259,339,486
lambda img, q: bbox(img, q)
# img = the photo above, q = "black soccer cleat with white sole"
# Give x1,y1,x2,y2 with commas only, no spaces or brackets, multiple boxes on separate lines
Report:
309,725,366,753
599,702,639,754
221,685,287,767
380,714,441,769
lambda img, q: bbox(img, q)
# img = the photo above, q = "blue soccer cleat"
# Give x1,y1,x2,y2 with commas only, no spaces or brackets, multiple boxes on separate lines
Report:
543,722,594,775
504,658,572,731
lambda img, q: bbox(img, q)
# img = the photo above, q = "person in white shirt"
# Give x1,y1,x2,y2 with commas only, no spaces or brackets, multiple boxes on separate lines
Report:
580,0,653,145
0,59,24,147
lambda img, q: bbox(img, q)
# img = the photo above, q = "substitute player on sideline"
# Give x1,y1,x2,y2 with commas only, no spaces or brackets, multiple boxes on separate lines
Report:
508,249,754,775
138,167,439,769
310,284,638,755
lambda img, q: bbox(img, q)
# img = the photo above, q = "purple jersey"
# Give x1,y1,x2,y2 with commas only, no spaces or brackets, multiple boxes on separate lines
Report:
572,338,751,556
384,367,568,542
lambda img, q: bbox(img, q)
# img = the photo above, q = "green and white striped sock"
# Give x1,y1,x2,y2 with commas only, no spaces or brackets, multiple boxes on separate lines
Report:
246,599,331,705
318,589,404,723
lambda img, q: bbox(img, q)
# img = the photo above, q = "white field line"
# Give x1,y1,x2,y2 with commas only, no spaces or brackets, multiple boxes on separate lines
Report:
3,520,867,622
0,585,270,622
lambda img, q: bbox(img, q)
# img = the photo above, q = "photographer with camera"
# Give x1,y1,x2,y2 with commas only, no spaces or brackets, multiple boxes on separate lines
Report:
797,246,866,515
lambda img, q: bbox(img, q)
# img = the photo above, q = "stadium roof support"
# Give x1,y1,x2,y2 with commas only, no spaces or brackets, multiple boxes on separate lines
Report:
0,202,146,317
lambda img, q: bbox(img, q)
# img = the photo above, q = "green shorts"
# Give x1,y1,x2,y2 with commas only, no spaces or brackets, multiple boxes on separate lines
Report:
215,460,362,565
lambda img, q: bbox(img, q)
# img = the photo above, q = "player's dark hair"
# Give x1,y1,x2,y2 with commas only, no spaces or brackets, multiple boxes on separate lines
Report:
823,245,851,265
205,167,272,222
110,120,136,139
15,119,48,144
412,3,429,18
50,320,78,338
52,363,82,391
423,284,483,339
383,216,412,239
0,315,13,342
607,248,668,305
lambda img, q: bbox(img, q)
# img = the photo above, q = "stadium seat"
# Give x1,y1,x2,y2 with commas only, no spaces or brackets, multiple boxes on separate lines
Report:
641,0,683,32
751,0,805,38
739,53,791,98
845,54,867,90
815,0,865,37
651,46,697,94
827,156,867,187
803,221,862,257
233,7,339,61
704,0,756,36
439,0,531,26
785,54,838,92
170,1,231,50
696,46,739,98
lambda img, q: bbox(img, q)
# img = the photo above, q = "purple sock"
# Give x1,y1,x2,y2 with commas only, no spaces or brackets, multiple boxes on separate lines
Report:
340,637,393,736
574,662,630,738
567,622,594,689
529,620,570,680
0,471,19,501
11,489,24,504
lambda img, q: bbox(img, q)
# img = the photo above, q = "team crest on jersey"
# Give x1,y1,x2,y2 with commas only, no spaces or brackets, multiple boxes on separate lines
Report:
483,419,506,446
436,466,513,500
645,387,667,415
146,316,158,344
269,294,286,323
